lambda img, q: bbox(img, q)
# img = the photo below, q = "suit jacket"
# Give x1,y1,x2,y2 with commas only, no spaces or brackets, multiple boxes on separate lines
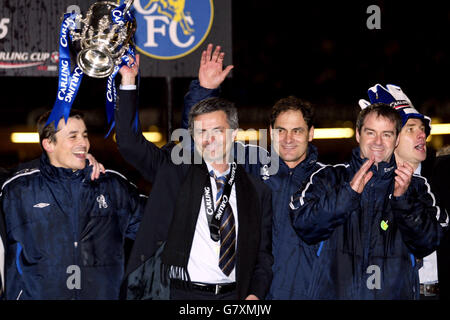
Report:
115,89,273,299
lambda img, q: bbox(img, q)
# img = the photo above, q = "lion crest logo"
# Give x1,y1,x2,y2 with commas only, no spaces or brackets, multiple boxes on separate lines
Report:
122,0,214,59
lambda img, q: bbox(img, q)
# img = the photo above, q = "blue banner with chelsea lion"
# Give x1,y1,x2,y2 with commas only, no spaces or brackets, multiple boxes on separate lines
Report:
0,0,231,77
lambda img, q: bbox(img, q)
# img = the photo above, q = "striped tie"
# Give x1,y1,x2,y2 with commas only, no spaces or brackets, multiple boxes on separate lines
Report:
210,171,236,276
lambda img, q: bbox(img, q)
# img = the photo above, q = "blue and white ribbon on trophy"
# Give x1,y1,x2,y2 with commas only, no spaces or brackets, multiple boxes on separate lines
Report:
105,1,138,137
46,13,84,127
104,46,139,137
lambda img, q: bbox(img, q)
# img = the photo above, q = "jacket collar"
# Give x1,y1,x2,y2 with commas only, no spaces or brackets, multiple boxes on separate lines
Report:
272,144,319,177
350,147,396,179
39,153,92,182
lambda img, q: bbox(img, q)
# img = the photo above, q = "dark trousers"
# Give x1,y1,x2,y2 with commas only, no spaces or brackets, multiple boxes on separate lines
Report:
170,285,238,300
420,294,439,300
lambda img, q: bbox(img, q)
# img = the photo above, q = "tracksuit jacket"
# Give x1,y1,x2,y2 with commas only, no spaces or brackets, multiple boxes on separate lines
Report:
183,80,325,299
1,154,143,300
289,148,449,299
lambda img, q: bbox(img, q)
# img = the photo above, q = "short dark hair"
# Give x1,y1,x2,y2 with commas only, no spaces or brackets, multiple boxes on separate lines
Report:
37,110,85,149
188,97,239,133
270,96,315,129
356,103,402,136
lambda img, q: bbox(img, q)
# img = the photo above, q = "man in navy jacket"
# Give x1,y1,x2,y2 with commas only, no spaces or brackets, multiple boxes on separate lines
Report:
290,103,448,299
1,155,104,298
359,83,447,299
1,110,144,300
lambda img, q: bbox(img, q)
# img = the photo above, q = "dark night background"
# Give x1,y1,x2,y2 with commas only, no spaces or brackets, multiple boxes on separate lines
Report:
0,0,449,194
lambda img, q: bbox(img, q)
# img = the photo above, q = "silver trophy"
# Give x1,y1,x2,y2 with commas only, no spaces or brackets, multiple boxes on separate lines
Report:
71,0,136,78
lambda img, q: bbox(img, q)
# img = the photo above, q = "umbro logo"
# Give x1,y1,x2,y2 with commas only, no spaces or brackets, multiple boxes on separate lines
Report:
33,203,50,208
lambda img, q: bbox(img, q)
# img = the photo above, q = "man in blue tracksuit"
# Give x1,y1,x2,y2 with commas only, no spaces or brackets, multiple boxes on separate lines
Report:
1,110,143,300
290,103,448,299
180,44,324,299
360,83,444,299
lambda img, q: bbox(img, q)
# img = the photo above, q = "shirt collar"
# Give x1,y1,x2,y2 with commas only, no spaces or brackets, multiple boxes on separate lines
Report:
415,162,422,175
205,162,231,177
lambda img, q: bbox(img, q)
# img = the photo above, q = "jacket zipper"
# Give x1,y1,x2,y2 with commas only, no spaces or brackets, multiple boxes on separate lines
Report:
362,172,377,295
281,170,294,237
71,179,81,300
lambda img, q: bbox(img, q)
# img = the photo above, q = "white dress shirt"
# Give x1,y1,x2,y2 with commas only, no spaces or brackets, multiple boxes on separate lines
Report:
187,162,238,284
119,84,137,90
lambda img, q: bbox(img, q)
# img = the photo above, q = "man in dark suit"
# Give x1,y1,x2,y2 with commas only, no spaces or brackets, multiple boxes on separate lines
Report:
115,57,273,300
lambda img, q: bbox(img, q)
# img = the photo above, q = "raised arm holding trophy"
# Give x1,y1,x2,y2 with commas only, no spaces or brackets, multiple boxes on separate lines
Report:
47,0,137,134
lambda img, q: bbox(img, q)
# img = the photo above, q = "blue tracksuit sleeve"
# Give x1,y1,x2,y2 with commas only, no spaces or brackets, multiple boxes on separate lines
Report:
390,175,449,258
289,166,361,245
103,170,145,241
124,190,146,241
181,79,220,129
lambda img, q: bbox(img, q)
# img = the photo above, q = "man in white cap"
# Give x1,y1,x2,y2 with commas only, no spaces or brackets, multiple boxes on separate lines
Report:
359,84,447,299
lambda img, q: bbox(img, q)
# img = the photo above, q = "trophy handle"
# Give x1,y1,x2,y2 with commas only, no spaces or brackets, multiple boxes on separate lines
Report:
124,0,134,15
